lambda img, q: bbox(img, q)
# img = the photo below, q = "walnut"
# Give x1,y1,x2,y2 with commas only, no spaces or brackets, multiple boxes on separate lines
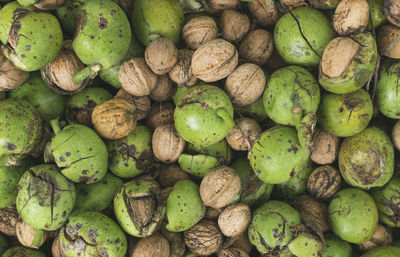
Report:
383,0,400,28
239,29,274,66
145,37,178,75
220,10,250,43
191,39,239,82
119,58,158,96
223,233,253,254
34,0,64,10
0,51,29,91
226,117,261,151
206,0,239,13
184,219,223,256
307,165,341,200
152,124,186,163
310,128,340,164
16,218,48,249
248,0,278,26
114,89,151,121
145,102,175,131
218,203,251,237
218,248,249,257
169,49,198,87
149,75,174,102
332,0,369,35
378,25,400,58
130,232,170,257
393,120,400,151
158,165,191,188
0,206,18,236
182,16,218,50
359,225,392,251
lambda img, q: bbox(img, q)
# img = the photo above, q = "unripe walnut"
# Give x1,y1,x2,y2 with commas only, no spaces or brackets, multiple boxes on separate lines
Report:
218,203,251,237
359,225,392,251
130,232,170,257
169,49,198,87
239,29,274,66
184,219,223,256
150,75,174,102
310,128,340,165
145,37,178,75
220,9,250,43
145,102,175,131
248,0,278,26
307,165,341,200
378,25,400,58
114,89,151,120
226,117,261,151
0,51,29,91
332,0,369,35
383,0,400,28
182,16,218,50
152,124,186,163
392,120,400,151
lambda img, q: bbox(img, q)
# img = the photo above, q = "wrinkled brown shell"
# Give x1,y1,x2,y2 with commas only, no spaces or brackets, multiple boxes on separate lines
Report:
119,58,158,96
384,0,400,27
51,235,64,257
226,117,261,151
307,165,341,200
16,218,48,249
206,0,239,13
223,233,253,254
378,25,400,58
169,49,198,88
310,128,340,164
239,29,274,66
332,0,369,36
0,206,18,236
34,0,64,10
182,16,218,50
91,98,137,139
392,120,400,151
220,9,250,43
0,51,29,91
130,232,170,257
184,219,223,256
149,75,174,102
359,225,392,251
158,165,191,188
114,89,151,120
248,0,278,26
145,37,178,75
218,203,251,237
224,63,266,106
145,102,175,131
200,166,241,209
219,248,250,257
152,124,186,163
191,39,239,82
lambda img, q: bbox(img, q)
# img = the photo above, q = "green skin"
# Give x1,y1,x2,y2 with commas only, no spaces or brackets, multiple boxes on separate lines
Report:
16,164,76,231
187,139,232,164
0,91,5,100
9,76,66,120
174,85,235,146
249,126,310,184
367,0,387,29
371,177,400,227
172,86,189,105
3,11,63,71
274,7,334,67
56,0,88,35
263,65,320,128
2,246,45,257
338,127,394,189
377,59,400,119
17,0,35,6
59,212,127,257
321,233,352,257
360,246,400,257
308,0,340,9
178,154,218,177
248,200,301,254
107,124,153,178
317,89,373,137
131,0,184,46
114,179,165,237
50,123,108,184
328,188,378,244
319,33,378,94
0,99,42,164
71,173,123,216
166,179,206,232
287,232,324,257
0,233,8,255
0,2,33,45
235,96,269,122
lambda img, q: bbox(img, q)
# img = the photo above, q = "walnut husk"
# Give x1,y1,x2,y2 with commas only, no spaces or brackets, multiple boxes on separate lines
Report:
130,232,170,257
158,165,191,188
112,0,134,16
383,0,400,28
200,166,241,209
92,98,137,139
152,124,186,163
359,225,392,251
144,102,175,131
310,128,340,164
220,10,251,43
16,218,48,249
392,120,400,151
307,165,341,200
114,89,151,120
226,117,261,151
205,207,223,220
191,39,239,82
248,0,278,26
378,25,400,58
51,234,65,257
0,206,18,236
145,37,178,75
332,0,369,35
0,51,29,91
218,203,251,237
219,248,250,257
278,0,307,9
34,0,64,10
119,58,158,96
150,75,174,102
206,0,239,13
182,16,218,50
223,233,253,254
169,49,198,87
224,63,266,106
239,29,274,66
308,0,340,9
184,219,223,256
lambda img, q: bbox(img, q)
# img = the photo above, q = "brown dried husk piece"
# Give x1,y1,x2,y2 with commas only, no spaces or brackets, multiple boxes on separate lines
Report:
91,98,137,139
308,0,340,9
145,37,178,75
184,219,223,256
169,49,198,87
248,0,278,26
34,0,64,10
218,203,251,237
182,16,218,50
307,165,341,200
130,232,170,257
223,232,253,254
359,225,392,251
16,218,48,249
239,29,274,66
383,0,400,28
220,9,250,43
112,0,134,16
114,89,151,120
0,51,29,91
206,0,239,13
392,120,400,151
218,247,250,257
158,165,191,188
51,235,65,257
0,206,18,236
145,102,175,131
310,128,340,164
226,117,261,151
277,0,307,10
152,124,186,163
332,0,369,36
205,207,223,220
378,25,400,58
149,75,174,102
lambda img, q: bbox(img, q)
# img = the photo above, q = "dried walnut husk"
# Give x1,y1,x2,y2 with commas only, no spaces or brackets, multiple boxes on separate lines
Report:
218,248,249,257
0,51,29,91
239,29,274,66
378,25,400,58
114,89,151,121
149,75,174,102
359,224,392,251
34,0,65,10
310,128,340,165
130,232,170,257
158,165,191,188
169,49,198,87
307,165,341,200
220,9,250,43
184,219,223,256
145,102,175,131
152,124,186,163
393,120,400,151
16,218,48,249
383,0,400,28
182,16,218,50
248,0,278,27
332,0,369,36
52,235,64,257
145,37,178,75
223,232,253,254
226,117,261,151
218,203,251,237
0,206,18,236
277,0,307,10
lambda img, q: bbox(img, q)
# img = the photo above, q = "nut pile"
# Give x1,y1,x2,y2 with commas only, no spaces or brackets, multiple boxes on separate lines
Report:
1,0,400,257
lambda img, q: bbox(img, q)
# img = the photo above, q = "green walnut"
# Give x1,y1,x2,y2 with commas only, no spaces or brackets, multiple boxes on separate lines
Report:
0,233,8,255
235,96,269,122
367,0,387,30
0,99,42,165
166,179,206,232
0,92,5,100
274,7,334,67
321,233,352,257
371,177,400,227
0,2,33,45
308,0,340,8
114,179,165,237
249,126,310,184
9,76,66,120
317,89,373,137
56,0,88,35
131,0,184,45
377,59,400,119
288,232,324,257
174,85,235,146
360,246,400,257
248,200,301,254
107,124,153,178
319,33,378,94
2,246,45,257
328,188,378,244
16,164,76,231
338,127,394,189
58,212,127,257
3,10,63,71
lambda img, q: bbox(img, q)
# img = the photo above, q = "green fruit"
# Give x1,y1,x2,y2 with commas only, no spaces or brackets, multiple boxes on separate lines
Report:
172,86,189,105
371,177,400,227
59,212,127,257
317,89,373,137
235,96,269,122
107,124,153,178
166,179,206,232
0,234,8,255
377,59,400,119
249,126,310,184
274,7,334,67
178,154,218,177
174,85,235,146
56,0,88,35
0,2,33,45
321,233,352,257
0,92,5,100
360,246,400,257
328,188,378,244
338,127,394,189
288,232,324,257
16,164,76,231
2,246,45,257
367,0,386,30
132,0,184,45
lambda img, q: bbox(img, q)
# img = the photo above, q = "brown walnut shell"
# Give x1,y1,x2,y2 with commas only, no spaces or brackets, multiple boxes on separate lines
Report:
200,166,241,209
0,206,18,236
0,51,29,91
150,75,174,102
277,0,307,10
158,165,191,188
144,102,175,131
119,58,158,96
248,0,279,26
218,203,251,237
182,16,218,50
226,117,261,151
239,29,274,66
224,63,266,106
223,233,253,254
169,49,198,87
332,0,369,36
307,165,341,200
191,39,239,82
378,25,400,58
218,248,250,257
16,218,48,249
220,9,250,43
130,232,170,257
152,124,186,163
145,37,178,75
384,0,400,28
91,98,137,139
392,120,400,151
114,89,151,121
206,0,239,13
310,128,340,164
359,224,392,251
34,0,65,10
184,219,223,256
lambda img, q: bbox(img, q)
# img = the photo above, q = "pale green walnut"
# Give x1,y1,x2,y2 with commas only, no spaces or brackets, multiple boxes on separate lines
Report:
2,246,45,257
166,180,206,232
0,2,33,45
288,232,324,257
56,0,88,35
360,246,400,257
321,233,352,257
371,177,400,227
377,58,400,119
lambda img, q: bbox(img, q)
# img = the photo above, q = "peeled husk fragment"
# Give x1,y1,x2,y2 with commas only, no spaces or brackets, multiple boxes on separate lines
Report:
218,203,251,237
145,37,178,75
0,206,18,236
184,219,223,256
392,120,400,151
332,0,369,35
307,165,341,200
218,248,249,257
226,117,261,151
158,165,191,188
220,9,250,43
16,218,48,249
145,102,175,131
359,225,392,251
0,51,29,91
248,0,278,26
239,29,274,66
152,124,186,163
308,0,340,9
383,0,400,28
223,233,253,254
169,49,198,87
51,235,64,257
150,75,174,102
310,128,340,164
34,0,65,10
277,0,307,10
182,16,218,50
378,25,400,58
130,232,170,257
